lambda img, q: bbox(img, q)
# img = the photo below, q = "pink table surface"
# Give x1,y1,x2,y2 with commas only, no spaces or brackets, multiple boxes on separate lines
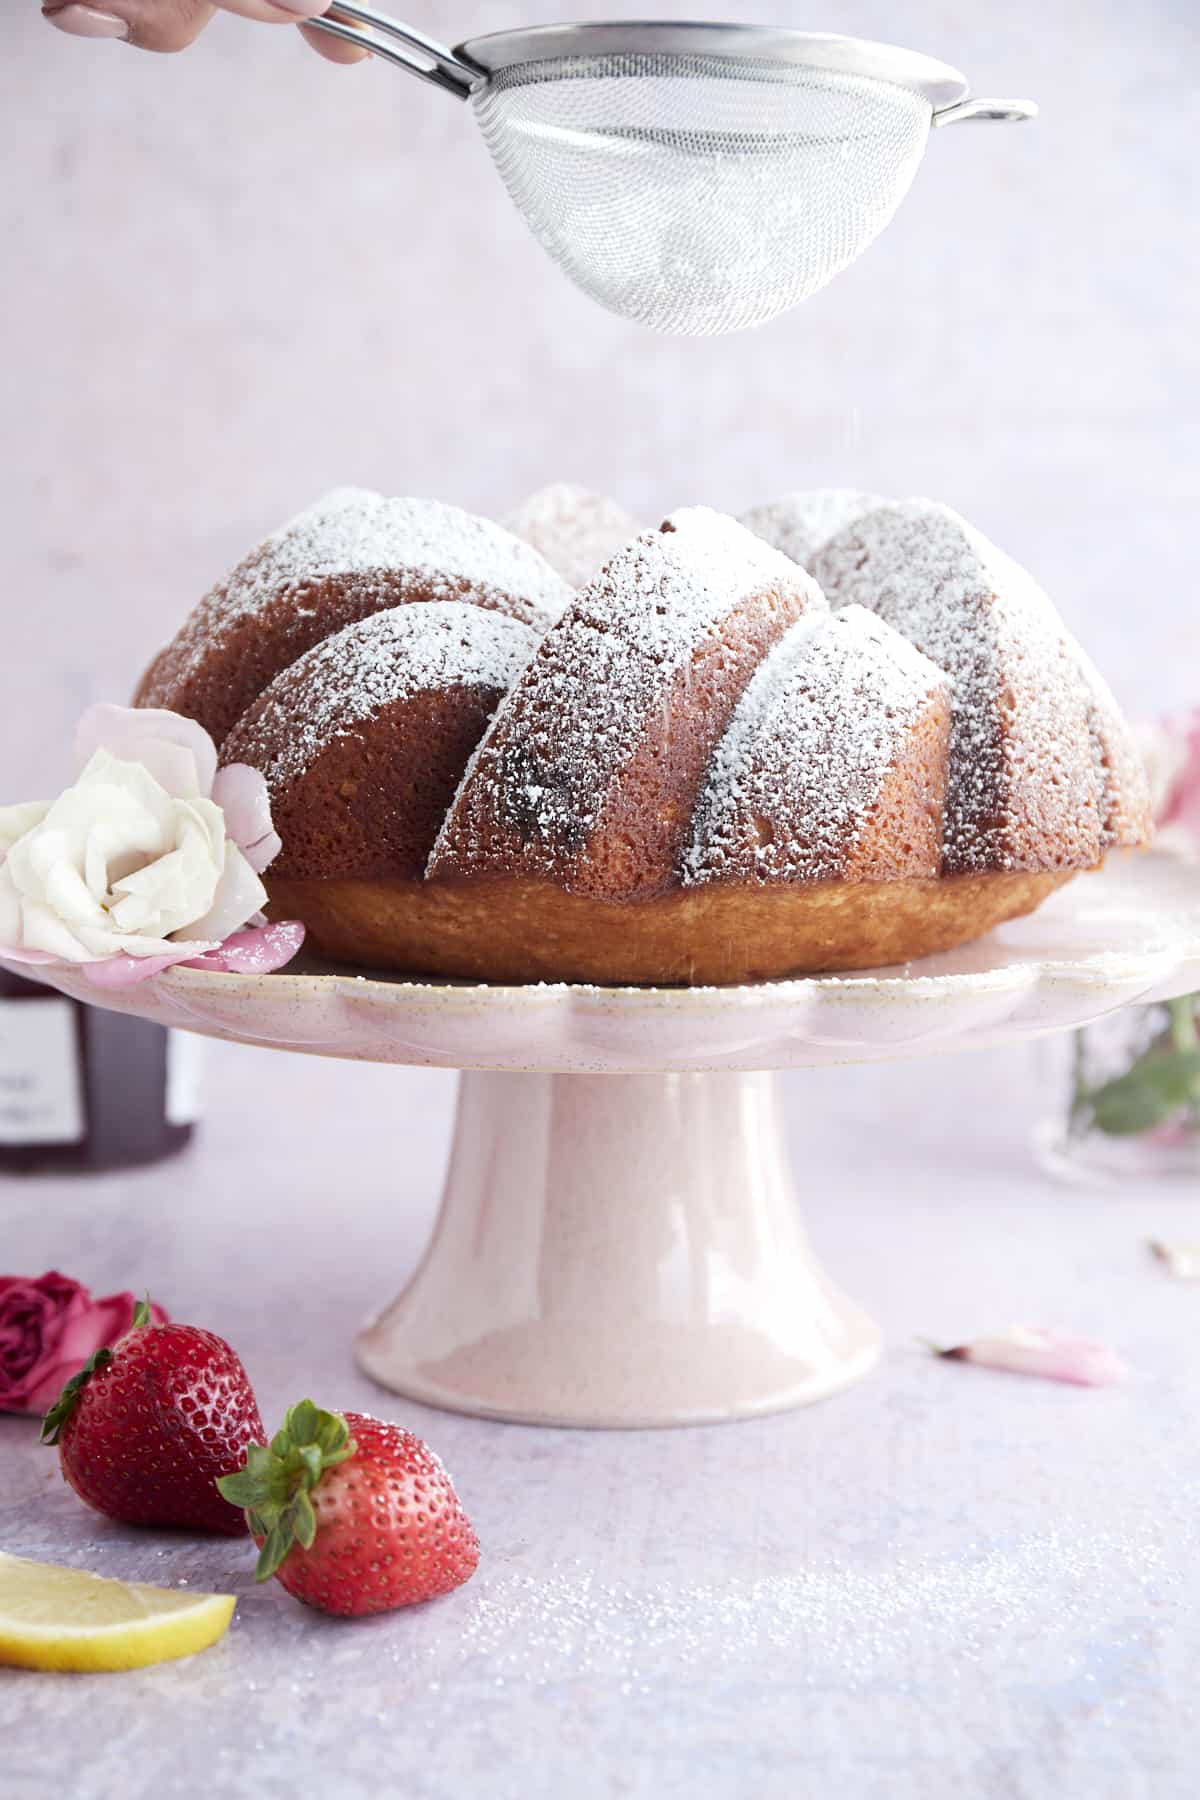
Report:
3,1035,1198,1800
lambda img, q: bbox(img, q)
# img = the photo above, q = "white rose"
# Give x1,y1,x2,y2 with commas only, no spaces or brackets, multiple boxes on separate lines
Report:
0,746,268,965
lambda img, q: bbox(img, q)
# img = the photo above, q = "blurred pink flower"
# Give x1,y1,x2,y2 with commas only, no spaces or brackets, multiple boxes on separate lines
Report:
1137,709,1200,858
0,1272,168,1416
928,1325,1128,1387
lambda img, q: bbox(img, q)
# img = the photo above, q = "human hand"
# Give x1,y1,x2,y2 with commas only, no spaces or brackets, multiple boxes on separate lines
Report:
41,1,369,64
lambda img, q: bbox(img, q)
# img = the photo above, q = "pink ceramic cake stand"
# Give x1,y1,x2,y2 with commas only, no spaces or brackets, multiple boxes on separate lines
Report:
9,854,1200,1428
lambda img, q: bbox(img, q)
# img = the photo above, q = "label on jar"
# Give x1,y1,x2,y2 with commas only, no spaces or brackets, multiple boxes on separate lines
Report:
0,998,85,1145
165,1030,204,1127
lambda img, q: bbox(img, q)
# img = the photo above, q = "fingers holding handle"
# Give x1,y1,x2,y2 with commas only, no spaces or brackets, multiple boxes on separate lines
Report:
41,1,368,59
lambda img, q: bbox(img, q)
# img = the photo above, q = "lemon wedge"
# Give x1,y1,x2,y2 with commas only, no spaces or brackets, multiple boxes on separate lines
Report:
0,1551,236,1672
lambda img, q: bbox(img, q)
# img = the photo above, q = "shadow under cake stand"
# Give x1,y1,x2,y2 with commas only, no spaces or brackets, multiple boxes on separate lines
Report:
12,854,1200,1428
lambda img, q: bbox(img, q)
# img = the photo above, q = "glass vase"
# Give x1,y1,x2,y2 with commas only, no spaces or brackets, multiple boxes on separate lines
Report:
1035,994,1200,1182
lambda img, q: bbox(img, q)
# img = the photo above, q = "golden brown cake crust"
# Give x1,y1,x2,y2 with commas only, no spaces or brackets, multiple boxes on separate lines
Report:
220,603,538,881
265,868,1076,987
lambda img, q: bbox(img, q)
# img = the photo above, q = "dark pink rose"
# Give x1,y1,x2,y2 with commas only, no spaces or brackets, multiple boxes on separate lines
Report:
0,1272,168,1416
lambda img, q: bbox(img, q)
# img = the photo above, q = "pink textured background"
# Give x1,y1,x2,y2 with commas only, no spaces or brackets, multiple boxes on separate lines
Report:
2,0,1197,799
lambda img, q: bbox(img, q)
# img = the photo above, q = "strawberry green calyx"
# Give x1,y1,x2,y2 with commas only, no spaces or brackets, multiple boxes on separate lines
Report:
216,1400,357,1582
40,1348,113,1446
40,1295,160,1446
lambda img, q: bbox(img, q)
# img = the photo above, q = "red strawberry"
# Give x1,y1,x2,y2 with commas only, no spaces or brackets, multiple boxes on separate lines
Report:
217,1401,479,1615
41,1300,263,1535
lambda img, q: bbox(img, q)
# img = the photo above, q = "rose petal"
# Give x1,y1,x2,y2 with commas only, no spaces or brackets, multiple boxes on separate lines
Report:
1149,1240,1200,1280
18,897,97,962
0,801,51,858
0,944,59,966
0,1275,168,1416
1160,714,1200,856
0,866,60,966
929,1325,1128,1387
80,948,204,988
183,919,305,975
75,704,218,800
184,843,268,943
212,764,281,872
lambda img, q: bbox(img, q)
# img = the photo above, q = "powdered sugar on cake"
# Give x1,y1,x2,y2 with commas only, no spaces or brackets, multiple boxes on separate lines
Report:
684,607,949,883
255,489,569,615
430,508,823,889
149,488,569,710
813,500,1103,874
569,506,824,657
228,601,538,793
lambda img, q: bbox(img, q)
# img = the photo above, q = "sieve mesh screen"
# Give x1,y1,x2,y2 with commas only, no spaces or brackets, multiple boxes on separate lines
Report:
473,52,932,334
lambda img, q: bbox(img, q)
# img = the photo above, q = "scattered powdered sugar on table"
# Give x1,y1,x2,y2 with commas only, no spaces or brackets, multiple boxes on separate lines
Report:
227,601,538,790
446,1525,1171,1689
506,483,642,589
684,606,948,882
740,487,888,571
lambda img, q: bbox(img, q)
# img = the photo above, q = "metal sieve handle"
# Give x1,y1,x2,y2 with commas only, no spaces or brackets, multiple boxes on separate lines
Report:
932,97,1038,126
304,2,480,98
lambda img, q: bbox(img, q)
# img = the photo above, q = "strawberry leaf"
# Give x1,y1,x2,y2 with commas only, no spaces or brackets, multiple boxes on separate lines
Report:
39,1346,114,1447
215,1400,356,1582
256,1521,293,1584
294,1490,317,1550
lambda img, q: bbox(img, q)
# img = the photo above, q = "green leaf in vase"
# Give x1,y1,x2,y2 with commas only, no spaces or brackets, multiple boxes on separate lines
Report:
1085,1048,1200,1137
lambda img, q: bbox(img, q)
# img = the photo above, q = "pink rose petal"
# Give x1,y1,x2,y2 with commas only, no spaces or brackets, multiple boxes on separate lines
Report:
71,922,303,986
0,942,61,966
211,764,281,872
928,1326,1128,1387
0,1273,168,1416
182,919,304,975
74,703,218,798
80,947,202,988
1150,1240,1200,1280
1159,710,1200,855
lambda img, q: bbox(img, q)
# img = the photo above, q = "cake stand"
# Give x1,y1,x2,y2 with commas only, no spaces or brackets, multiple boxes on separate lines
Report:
10,854,1200,1428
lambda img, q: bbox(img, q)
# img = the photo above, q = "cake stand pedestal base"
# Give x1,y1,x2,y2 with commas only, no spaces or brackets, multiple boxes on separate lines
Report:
356,1069,881,1427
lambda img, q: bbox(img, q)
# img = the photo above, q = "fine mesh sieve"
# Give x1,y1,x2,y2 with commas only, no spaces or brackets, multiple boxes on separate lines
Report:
306,9,1037,335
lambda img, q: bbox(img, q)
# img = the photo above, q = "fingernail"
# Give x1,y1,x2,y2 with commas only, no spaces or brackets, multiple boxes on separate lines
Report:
44,5,129,37
268,1,330,16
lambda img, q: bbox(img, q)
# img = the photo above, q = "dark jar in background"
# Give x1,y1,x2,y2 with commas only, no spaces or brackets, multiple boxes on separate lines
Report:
0,968,200,1173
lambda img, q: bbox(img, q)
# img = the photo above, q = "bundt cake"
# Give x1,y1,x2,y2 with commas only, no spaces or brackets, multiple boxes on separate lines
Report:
135,488,571,747
133,486,1151,985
